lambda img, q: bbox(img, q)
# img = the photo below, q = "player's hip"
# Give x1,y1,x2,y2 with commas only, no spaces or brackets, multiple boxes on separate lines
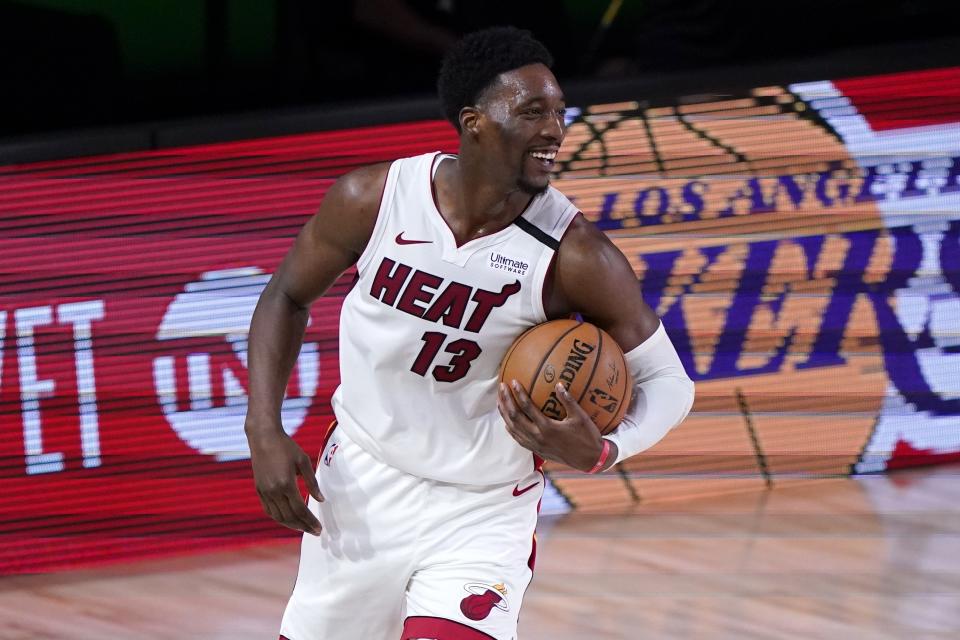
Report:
317,424,542,531
328,408,538,486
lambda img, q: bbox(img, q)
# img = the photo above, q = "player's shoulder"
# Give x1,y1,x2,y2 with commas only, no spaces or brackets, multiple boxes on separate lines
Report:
329,162,393,210
519,184,580,243
559,209,602,246
331,152,440,208
305,163,393,258
556,212,620,271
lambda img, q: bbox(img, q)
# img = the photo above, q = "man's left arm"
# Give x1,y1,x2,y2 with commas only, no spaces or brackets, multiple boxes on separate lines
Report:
554,216,695,470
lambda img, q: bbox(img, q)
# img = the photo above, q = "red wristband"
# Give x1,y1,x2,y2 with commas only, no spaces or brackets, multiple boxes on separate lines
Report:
587,439,612,474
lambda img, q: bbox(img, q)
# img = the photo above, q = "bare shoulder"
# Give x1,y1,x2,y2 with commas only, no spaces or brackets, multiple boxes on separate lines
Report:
557,213,620,270
330,162,392,206
552,214,660,351
270,162,391,308
309,162,392,257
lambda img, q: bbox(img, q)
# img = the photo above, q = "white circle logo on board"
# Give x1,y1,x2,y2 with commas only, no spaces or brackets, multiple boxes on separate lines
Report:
152,267,319,461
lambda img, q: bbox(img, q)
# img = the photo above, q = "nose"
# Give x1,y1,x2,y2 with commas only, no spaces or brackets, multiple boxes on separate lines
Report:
540,111,564,142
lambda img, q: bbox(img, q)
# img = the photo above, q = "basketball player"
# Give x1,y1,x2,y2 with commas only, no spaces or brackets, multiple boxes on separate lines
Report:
244,27,694,640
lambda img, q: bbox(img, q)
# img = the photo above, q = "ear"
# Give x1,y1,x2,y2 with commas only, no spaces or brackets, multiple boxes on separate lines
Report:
459,106,482,137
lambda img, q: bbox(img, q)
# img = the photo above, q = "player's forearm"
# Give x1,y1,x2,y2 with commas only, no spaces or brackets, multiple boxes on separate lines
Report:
602,323,695,464
244,286,310,436
603,375,694,464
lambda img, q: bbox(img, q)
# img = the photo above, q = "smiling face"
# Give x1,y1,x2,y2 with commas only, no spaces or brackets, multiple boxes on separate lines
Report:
467,63,567,195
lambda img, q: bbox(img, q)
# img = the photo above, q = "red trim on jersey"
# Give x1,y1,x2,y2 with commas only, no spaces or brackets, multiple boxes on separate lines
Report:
355,162,392,268
527,469,544,571
402,616,498,640
528,533,538,571
316,420,339,468
541,252,558,319
428,152,460,244
309,419,340,503
533,453,544,472
279,635,291,640
429,152,445,205
375,164,390,212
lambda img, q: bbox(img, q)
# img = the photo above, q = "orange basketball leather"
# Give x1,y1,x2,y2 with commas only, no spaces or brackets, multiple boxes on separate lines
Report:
499,320,632,434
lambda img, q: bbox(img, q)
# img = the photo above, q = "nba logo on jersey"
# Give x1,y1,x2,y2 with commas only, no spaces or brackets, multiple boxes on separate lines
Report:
323,443,339,466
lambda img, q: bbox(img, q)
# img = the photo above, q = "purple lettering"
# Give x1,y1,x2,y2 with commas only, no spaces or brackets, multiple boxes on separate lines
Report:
798,229,911,370
854,165,881,203
680,181,707,221
596,192,621,231
945,157,960,194
717,178,763,217
633,187,670,225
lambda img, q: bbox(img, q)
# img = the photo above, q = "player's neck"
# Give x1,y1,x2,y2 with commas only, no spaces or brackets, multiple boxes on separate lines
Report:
435,157,532,243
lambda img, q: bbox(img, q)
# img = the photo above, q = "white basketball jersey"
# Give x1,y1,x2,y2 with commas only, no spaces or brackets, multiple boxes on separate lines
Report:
331,152,579,484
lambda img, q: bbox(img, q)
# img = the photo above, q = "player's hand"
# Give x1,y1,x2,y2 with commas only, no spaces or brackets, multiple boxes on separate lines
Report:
498,380,612,472
247,428,324,536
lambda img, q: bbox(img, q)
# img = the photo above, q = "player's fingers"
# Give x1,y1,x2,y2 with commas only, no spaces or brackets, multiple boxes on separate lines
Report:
499,383,545,449
500,383,541,436
269,494,301,531
283,492,323,536
555,383,591,422
500,414,540,452
509,380,547,437
498,382,524,426
296,453,325,503
498,387,535,445
509,380,539,421
257,491,284,524
499,400,527,444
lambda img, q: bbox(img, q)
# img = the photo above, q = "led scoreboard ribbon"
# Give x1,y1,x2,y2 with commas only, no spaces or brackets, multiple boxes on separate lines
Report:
0,67,957,573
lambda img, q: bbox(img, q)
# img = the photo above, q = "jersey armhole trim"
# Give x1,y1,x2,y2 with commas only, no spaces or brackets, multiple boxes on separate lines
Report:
355,160,400,274
531,208,581,322
514,216,560,250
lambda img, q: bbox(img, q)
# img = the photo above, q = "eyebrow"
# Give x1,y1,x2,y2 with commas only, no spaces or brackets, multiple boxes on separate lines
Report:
518,95,567,106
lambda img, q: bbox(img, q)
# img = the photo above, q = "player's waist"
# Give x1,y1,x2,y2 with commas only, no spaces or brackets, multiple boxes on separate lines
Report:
330,397,529,484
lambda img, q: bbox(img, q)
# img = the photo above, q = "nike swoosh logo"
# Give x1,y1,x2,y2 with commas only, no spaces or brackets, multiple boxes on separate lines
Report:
395,232,432,245
512,481,539,497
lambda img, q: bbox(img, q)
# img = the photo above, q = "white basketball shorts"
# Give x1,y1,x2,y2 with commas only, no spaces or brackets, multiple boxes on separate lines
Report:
279,425,544,640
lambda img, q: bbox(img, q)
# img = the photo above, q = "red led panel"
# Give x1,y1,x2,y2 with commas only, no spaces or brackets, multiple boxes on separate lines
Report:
0,120,458,574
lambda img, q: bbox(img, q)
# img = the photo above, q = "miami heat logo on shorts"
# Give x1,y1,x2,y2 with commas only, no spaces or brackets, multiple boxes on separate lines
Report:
460,582,509,620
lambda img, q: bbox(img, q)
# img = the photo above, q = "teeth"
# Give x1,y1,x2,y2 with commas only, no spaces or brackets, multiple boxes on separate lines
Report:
530,151,557,161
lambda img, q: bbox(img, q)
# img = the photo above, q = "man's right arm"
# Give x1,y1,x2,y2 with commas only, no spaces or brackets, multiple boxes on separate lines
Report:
244,163,389,535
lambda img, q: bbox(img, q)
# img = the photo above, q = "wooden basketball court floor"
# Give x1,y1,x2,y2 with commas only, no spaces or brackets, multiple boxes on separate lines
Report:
2,463,959,639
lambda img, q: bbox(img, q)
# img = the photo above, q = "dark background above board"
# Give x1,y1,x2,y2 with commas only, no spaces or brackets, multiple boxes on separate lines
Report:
2,0,960,141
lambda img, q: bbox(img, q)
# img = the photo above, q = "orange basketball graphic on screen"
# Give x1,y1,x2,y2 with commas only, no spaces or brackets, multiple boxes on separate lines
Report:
551,87,890,507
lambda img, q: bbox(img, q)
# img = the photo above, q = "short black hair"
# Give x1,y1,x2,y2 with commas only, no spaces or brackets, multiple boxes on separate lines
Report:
437,26,554,132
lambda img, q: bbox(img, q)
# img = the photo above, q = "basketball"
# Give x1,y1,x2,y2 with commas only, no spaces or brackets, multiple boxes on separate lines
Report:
499,319,632,434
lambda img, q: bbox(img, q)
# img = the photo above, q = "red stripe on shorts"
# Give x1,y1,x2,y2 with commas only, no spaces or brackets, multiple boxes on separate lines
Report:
402,616,497,640
316,420,339,467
